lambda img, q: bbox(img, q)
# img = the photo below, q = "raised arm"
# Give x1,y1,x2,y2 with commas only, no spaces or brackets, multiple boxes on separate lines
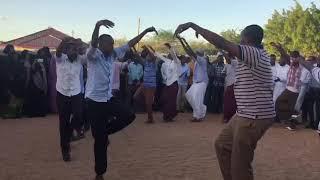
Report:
91,20,114,48
56,37,74,58
177,36,196,59
164,43,180,65
146,45,171,64
299,57,314,71
175,22,240,59
270,42,290,64
128,27,158,48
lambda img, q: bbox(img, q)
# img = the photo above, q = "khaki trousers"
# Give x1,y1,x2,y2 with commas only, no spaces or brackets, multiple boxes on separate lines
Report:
215,115,273,180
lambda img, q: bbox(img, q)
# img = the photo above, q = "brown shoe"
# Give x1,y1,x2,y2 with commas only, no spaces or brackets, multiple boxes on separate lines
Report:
95,175,104,180
191,118,202,123
145,119,154,124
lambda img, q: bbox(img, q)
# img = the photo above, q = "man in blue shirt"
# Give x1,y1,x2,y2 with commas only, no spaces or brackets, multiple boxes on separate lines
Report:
86,19,157,180
177,55,190,112
127,57,144,105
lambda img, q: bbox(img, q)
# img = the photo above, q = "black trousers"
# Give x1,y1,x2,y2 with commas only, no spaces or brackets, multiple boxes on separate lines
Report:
56,92,83,153
80,93,90,131
87,98,136,176
212,85,224,114
305,87,320,128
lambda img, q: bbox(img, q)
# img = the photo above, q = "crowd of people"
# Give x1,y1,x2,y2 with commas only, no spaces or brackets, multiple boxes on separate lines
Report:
0,45,53,118
1,19,320,180
0,36,234,123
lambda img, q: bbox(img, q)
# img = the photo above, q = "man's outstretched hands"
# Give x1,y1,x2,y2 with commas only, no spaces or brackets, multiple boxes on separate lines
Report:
96,19,115,29
174,22,193,37
145,26,158,35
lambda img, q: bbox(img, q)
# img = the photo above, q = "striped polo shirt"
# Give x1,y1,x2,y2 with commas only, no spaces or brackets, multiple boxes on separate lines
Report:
234,45,275,120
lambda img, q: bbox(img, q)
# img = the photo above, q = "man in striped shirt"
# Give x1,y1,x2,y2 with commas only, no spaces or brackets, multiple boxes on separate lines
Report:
175,23,274,180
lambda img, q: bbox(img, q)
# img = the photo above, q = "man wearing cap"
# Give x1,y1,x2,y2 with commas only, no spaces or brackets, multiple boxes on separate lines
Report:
175,23,274,180
177,36,209,122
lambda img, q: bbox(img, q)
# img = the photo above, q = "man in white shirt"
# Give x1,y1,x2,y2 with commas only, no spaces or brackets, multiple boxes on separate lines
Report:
299,57,320,134
177,36,208,122
152,43,181,122
177,55,190,112
223,53,238,123
273,57,290,103
55,38,84,162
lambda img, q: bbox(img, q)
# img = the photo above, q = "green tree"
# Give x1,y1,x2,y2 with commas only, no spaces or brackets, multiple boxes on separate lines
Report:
220,29,241,43
265,1,320,56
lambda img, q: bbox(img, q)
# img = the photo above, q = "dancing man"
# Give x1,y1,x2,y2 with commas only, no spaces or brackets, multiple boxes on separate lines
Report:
177,36,208,122
86,19,157,180
175,23,274,180
147,43,181,122
55,38,84,162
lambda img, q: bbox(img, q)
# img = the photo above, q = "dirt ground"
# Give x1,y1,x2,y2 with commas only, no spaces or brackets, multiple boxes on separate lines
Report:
0,113,319,180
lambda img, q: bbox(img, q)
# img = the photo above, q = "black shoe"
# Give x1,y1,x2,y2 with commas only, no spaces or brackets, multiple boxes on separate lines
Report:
71,133,85,142
305,124,316,129
95,175,104,180
79,131,85,139
62,152,71,162
84,125,90,132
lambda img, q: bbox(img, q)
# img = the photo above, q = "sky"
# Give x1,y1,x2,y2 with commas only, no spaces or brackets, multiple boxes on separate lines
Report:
0,0,319,42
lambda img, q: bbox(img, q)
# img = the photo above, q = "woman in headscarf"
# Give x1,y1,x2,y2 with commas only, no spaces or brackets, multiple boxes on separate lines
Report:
1,45,25,118
24,57,48,117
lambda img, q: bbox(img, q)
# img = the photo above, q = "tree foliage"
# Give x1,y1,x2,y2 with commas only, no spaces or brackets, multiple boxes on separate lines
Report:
220,29,241,43
265,1,320,56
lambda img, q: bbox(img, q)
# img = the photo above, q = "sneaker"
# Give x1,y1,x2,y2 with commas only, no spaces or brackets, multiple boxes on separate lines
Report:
317,130,320,136
286,126,295,131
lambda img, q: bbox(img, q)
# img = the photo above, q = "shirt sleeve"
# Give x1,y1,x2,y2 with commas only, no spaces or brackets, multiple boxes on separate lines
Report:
138,64,144,79
196,56,206,65
55,53,67,64
161,63,167,82
169,47,181,65
186,66,191,77
231,59,238,67
239,45,261,68
79,55,87,65
300,68,311,84
155,53,172,64
312,67,320,83
114,44,130,59
86,46,99,61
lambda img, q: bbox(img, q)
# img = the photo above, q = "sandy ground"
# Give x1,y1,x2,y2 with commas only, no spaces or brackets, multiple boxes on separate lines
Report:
0,113,320,180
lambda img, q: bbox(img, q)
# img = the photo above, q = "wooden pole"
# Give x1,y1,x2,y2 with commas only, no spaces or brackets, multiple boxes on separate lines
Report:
137,17,141,50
